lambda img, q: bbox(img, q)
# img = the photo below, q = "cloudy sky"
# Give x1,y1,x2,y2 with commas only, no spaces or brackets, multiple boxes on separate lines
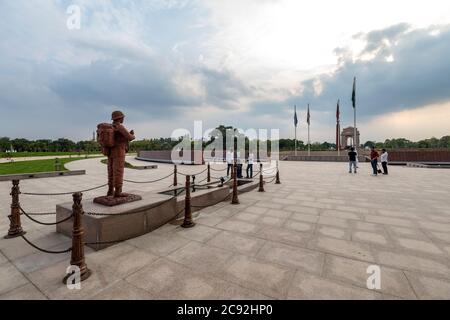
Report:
1,0,450,143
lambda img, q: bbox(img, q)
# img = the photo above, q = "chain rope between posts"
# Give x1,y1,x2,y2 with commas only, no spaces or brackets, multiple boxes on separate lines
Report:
18,205,73,226
178,167,208,176
124,172,174,184
263,175,278,184
21,183,108,196
20,210,56,216
210,167,227,172
20,235,72,254
190,191,232,209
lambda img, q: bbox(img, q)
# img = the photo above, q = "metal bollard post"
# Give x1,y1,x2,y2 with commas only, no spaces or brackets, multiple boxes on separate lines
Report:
207,163,211,183
173,164,178,187
5,180,26,239
231,164,240,204
181,175,195,228
258,163,265,192
276,161,281,184
192,175,196,192
63,192,91,284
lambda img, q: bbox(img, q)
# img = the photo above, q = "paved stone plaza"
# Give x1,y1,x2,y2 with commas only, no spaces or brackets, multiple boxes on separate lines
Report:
1,157,450,299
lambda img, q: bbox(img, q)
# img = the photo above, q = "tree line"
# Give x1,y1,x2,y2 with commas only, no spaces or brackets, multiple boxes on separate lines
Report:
1,133,449,154
363,136,450,149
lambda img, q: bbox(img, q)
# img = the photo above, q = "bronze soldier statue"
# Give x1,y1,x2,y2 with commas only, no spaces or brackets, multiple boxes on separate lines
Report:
95,111,141,206
107,111,135,198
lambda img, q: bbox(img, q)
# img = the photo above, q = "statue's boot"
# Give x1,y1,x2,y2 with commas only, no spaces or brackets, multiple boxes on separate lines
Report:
107,185,114,197
113,186,128,198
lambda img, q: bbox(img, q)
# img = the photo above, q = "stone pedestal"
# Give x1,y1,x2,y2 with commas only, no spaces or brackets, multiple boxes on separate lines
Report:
93,194,142,207
57,193,176,251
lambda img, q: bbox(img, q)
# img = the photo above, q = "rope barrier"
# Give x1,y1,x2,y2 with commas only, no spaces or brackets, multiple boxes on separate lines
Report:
21,184,108,196
263,176,278,184
124,172,174,184
20,235,72,254
178,168,208,176
191,191,232,209
19,205,73,226
210,167,227,172
168,182,183,188
21,210,56,216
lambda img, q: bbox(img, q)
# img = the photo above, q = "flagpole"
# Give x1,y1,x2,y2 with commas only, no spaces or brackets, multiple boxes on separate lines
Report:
308,123,310,157
294,105,298,157
295,125,297,156
353,77,357,149
354,104,357,148
337,99,341,157
307,104,311,157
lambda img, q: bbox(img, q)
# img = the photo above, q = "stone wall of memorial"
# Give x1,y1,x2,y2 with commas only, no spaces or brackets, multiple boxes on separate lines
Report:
388,149,450,162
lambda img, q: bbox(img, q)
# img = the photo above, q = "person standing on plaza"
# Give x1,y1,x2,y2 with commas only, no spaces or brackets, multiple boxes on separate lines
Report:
246,152,254,178
348,147,358,174
370,146,380,176
226,149,233,176
381,149,389,175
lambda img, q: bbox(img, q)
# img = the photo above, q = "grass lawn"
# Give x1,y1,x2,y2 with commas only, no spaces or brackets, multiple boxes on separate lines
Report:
100,159,136,169
0,157,89,175
0,152,102,158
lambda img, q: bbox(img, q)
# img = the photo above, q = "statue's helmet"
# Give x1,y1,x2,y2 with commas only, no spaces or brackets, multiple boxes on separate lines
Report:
111,110,125,121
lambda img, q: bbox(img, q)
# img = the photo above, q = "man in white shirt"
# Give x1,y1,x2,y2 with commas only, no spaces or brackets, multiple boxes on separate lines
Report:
380,149,389,175
246,153,254,178
226,150,233,176
236,151,243,178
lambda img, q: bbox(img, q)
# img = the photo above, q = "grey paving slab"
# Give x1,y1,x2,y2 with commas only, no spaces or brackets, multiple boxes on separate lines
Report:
90,280,155,300
1,160,449,299
323,255,417,299
405,272,450,299
0,263,29,295
206,231,266,257
286,271,383,300
126,258,269,300
217,254,295,299
256,241,325,275
0,283,47,300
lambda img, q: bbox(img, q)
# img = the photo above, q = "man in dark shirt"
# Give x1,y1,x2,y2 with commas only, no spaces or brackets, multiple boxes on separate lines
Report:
348,147,358,174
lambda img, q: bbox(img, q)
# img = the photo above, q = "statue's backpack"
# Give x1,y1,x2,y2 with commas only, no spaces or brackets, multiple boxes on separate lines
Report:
97,123,115,155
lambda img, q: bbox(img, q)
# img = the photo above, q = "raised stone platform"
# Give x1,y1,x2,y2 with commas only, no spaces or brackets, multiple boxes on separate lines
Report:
56,193,177,251
55,179,259,251
284,155,366,162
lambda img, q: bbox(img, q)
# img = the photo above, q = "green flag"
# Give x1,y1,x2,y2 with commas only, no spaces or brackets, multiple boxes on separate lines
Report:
351,77,356,109
294,105,298,127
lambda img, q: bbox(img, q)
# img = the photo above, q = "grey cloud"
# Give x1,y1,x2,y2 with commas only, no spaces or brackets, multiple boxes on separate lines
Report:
251,24,450,121
196,67,251,105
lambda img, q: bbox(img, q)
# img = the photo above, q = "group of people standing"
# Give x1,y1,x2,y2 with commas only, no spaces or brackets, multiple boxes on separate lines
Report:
226,150,255,179
348,147,389,176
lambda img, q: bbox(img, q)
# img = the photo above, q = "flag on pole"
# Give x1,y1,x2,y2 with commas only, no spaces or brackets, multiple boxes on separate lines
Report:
351,77,356,109
307,104,310,125
336,99,340,122
294,105,298,127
